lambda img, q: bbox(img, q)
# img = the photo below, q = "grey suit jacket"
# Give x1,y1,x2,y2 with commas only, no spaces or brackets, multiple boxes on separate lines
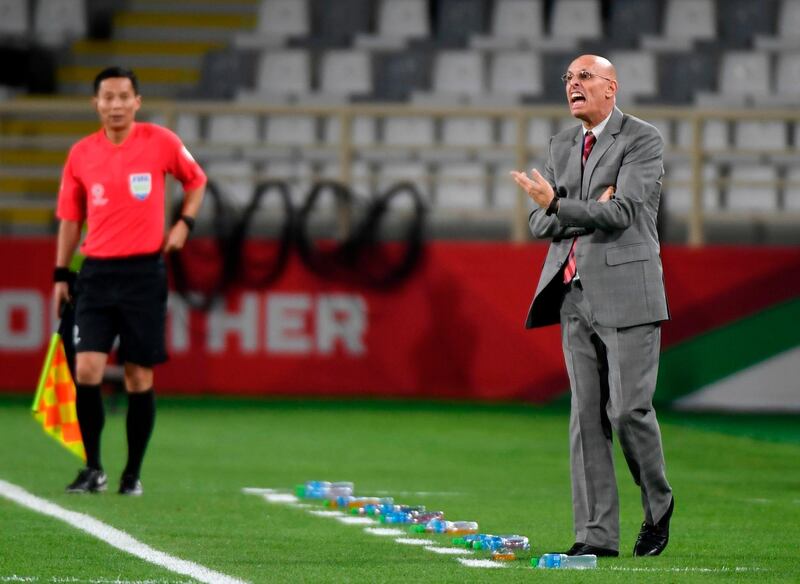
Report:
525,107,670,329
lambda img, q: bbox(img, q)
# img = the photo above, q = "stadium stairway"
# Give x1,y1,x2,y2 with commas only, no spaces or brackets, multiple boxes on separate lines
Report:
58,0,258,97
0,0,257,233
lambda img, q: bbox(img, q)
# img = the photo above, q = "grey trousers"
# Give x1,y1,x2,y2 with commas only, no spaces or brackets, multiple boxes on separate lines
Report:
560,282,672,550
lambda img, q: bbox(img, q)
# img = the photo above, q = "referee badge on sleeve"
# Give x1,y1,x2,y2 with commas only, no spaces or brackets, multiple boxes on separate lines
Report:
129,173,152,200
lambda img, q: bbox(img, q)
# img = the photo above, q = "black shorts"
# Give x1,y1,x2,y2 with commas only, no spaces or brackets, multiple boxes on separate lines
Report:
74,253,168,366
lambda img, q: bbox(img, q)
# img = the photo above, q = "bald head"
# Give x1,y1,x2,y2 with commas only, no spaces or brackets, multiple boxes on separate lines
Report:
564,54,618,129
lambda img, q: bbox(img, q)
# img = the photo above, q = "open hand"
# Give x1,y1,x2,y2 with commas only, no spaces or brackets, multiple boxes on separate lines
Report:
510,168,555,208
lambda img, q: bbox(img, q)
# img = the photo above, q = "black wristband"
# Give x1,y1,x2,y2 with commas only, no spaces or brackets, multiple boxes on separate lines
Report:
54,267,71,283
545,195,560,216
178,215,195,231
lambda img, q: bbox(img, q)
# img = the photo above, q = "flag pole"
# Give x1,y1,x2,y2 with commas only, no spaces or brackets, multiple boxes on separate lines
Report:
32,333,60,412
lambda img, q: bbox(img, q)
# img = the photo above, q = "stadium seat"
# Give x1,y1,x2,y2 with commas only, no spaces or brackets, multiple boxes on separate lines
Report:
176,114,201,144
317,161,373,198
383,116,436,146
208,114,260,145
756,52,800,106
264,160,314,206
755,0,800,50
433,0,488,47
205,160,256,206
609,51,657,104
0,0,28,38
435,163,488,209
264,115,317,146
663,163,720,213
197,50,245,100
235,0,309,48
608,0,660,47
733,121,788,151
356,0,429,49
470,0,543,49
441,117,493,147
676,119,729,151
257,0,308,37
550,0,602,41
488,51,543,100
253,50,311,98
372,50,431,102
696,52,772,106
375,161,431,207
500,117,552,152
725,164,779,212
308,0,372,47
656,51,718,104
642,0,715,51
323,116,376,147
718,0,777,48
319,50,372,98
493,162,540,210
34,0,86,46
784,167,800,210
427,50,485,99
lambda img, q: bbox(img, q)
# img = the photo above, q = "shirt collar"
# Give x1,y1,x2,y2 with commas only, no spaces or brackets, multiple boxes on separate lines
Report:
582,110,613,139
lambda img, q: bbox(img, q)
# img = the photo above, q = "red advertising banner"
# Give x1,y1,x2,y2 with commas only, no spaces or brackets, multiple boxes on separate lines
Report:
1,238,799,402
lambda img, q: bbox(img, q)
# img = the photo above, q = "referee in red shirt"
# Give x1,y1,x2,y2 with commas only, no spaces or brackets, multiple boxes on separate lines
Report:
53,67,206,495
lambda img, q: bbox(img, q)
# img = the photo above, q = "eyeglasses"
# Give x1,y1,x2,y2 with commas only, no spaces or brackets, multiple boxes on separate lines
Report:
561,70,614,84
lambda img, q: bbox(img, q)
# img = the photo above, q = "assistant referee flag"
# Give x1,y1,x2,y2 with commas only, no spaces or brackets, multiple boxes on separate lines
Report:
31,333,86,461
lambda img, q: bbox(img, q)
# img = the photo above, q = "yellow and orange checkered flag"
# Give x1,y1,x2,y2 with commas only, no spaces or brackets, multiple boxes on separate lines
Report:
31,333,86,461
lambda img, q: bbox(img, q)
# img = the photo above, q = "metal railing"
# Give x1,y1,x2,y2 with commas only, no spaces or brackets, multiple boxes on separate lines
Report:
2,99,799,245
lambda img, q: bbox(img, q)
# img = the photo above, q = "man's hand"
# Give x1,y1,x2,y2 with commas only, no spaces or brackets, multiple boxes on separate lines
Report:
510,168,555,208
599,185,616,202
163,221,190,253
53,282,71,318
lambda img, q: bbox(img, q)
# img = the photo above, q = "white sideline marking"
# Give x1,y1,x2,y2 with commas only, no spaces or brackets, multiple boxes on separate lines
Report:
336,516,376,525
262,493,299,504
395,538,435,546
607,566,767,573
458,558,507,569
364,527,405,536
424,546,473,555
307,509,344,517
1,578,194,583
0,480,248,584
240,487,278,495
372,490,462,497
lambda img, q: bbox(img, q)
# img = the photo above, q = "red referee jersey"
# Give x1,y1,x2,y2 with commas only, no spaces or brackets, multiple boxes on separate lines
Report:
56,122,206,258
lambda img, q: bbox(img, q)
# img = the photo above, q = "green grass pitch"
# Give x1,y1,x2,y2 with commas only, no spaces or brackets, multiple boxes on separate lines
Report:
1,395,799,583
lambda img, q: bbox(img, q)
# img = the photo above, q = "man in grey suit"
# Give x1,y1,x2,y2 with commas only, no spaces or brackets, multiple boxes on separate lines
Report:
511,54,674,557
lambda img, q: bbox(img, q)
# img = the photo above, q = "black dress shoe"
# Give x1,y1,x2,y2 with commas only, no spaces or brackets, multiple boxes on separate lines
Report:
634,497,674,557
564,542,619,557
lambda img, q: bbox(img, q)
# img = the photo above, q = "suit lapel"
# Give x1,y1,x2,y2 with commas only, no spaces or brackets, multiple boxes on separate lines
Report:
566,129,583,199
582,107,624,199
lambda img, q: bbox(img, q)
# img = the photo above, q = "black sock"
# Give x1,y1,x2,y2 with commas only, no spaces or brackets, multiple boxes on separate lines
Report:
123,389,156,479
75,383,104,471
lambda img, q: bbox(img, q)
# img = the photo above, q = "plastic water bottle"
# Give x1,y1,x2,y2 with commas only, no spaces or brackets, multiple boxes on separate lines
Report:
407,511,445,525
411,519,478,534
452,534,485,547
532,553,597,569
474,534,529,552
330,496,393,510
295,481,353,499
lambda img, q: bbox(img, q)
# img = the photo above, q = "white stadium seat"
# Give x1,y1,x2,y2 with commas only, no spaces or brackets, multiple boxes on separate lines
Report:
726,165,779,212
34,0,86,45
0,0,27,37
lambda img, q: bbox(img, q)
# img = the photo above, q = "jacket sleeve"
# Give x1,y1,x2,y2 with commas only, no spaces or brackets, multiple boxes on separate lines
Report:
556,126,663,232
528,137,564,239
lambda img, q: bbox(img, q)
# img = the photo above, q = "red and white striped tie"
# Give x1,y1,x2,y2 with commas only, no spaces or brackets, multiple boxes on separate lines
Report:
563,131,596,284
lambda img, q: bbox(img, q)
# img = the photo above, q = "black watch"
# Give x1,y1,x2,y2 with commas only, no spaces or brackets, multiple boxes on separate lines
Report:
545,195,560,216
178,215,195,231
